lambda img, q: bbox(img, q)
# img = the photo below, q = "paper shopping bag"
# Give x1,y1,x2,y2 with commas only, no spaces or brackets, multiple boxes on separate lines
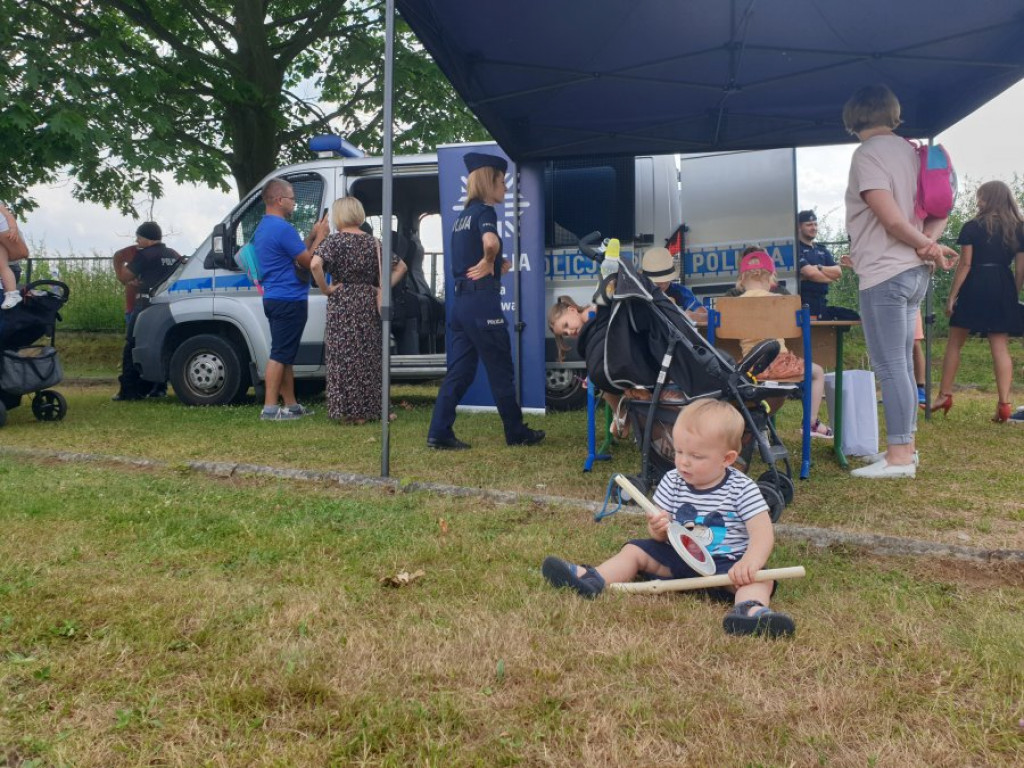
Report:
824,370,879,457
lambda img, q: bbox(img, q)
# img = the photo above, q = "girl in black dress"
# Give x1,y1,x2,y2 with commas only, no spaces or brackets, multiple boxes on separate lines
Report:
933,181,1024,423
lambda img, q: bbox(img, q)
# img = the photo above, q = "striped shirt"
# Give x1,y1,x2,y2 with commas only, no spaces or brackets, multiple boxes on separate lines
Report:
652,467,767,561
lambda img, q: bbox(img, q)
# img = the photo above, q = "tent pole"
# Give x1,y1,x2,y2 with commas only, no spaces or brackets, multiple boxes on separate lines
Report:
922,136,935,421
380,0,396,475
512,164,522,403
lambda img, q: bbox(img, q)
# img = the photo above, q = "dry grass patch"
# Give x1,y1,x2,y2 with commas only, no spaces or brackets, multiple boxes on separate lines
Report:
1,458,1022,766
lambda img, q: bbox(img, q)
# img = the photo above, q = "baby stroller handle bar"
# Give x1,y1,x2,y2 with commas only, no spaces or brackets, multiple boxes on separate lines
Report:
609,566,806,593
578,230,605,263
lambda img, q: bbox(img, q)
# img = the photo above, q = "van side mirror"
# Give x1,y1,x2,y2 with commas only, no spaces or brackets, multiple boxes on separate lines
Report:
204,223,238,270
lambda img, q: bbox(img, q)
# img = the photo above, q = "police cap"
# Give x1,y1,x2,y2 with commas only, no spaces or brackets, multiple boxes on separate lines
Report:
464,152,508,174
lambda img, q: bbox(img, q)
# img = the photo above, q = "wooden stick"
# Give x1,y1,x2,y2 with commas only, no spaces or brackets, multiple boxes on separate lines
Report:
609,566,806,594
612,473,660,517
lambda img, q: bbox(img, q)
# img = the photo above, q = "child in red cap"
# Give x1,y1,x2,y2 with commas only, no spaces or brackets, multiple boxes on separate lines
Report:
737,251,833,439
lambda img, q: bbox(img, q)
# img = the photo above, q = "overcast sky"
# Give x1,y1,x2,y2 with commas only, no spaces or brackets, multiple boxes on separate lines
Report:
18,81,1024,258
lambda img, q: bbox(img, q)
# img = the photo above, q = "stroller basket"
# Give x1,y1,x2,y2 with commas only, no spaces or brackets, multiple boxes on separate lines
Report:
0,346,63,396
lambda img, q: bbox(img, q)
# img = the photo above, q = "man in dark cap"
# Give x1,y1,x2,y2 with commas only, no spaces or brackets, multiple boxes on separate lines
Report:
426,151,544,450
796,210,859,321
112,221,182,400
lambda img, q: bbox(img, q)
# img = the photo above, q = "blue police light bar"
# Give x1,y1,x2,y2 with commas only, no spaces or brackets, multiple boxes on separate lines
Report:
309,135,365,158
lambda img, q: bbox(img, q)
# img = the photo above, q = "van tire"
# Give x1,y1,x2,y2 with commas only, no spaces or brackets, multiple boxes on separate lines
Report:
170,334,245,406
545,368,587,411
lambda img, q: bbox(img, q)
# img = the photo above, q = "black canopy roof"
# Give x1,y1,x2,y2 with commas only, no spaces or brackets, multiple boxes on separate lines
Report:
396,0,1024,160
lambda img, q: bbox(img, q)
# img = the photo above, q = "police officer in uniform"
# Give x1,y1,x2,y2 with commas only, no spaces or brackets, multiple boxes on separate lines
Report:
112,221,182,400
797,209,860,321
426,152,545,450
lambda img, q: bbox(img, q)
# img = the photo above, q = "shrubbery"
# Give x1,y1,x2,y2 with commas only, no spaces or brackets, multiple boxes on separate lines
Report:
23,250,125,332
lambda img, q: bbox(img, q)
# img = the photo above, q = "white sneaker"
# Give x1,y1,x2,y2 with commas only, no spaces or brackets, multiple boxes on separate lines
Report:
857,450,919,466
850,459,916,479
1,291,22,310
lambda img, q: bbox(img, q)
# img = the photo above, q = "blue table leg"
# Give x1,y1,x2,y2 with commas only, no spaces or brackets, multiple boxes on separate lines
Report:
583,378,612,472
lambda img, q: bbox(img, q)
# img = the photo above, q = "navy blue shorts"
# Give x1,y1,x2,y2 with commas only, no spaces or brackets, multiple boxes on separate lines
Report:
628,538,734,580
263,299,308,365
626,539,778,601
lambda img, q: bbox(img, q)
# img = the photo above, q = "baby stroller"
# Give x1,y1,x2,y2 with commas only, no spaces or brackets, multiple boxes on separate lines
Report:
579,256,795,521
0,280,71,428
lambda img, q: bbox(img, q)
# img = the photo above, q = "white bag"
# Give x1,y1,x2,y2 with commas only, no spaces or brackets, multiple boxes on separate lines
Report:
824,370,879,457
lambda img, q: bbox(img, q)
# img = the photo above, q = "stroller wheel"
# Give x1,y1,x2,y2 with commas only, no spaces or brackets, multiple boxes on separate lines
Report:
756,482,785,523
756,471,795,506
32,390,67,422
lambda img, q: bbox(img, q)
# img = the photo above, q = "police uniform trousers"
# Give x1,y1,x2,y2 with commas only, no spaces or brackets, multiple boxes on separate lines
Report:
428,276,527,443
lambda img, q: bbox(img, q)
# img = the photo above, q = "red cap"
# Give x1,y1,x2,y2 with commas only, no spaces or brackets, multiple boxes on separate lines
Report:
739,250,775,274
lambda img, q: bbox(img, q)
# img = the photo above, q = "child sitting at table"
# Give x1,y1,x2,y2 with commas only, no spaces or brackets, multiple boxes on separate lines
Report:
541,398,796,637
736,250,832,438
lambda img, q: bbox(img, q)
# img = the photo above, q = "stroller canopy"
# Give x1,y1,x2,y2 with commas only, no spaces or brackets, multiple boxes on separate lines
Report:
580,258,730,397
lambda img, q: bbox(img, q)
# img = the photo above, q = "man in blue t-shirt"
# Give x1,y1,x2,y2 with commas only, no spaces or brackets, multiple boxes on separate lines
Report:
796,210,859,321
252,178,328,421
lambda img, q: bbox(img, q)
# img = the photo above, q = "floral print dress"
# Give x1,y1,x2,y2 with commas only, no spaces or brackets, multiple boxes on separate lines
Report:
316,231,387,422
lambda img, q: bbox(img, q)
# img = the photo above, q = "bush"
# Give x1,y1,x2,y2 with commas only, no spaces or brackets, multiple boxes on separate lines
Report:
24,253,125,332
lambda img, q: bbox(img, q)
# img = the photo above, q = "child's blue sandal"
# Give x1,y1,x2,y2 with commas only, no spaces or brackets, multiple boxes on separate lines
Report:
723,599,795,638
541,557,606,598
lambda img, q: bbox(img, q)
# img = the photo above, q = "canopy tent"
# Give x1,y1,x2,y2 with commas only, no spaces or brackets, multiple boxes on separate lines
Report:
395,0,1024,160
376,0,1024,473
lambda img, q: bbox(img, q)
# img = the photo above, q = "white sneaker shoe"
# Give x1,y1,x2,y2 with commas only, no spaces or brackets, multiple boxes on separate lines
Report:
857,450,919,466
1,291,22,310
850,459,916,479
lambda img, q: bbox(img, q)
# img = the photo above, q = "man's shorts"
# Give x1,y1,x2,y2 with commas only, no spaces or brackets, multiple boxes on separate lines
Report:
263,299,308,365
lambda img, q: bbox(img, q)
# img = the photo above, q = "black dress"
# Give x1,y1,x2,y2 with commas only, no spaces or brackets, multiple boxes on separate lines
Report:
950,219,1024,336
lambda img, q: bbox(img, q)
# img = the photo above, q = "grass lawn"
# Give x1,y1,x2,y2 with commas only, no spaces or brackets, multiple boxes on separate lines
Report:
1,331,1023,765
0,458,1021,766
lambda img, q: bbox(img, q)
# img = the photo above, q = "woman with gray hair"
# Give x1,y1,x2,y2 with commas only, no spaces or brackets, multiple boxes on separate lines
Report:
842,84,956,479
311,196,406,423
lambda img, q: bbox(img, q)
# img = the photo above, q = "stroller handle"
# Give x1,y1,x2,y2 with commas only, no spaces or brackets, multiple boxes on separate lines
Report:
578,230,605,263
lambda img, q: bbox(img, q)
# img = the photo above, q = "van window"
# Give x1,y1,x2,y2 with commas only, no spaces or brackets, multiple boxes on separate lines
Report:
232,173,326,251
544,157,635,248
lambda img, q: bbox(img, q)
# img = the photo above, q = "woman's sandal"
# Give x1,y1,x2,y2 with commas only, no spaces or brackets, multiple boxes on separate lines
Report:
723,599,795,638
810,420,834,439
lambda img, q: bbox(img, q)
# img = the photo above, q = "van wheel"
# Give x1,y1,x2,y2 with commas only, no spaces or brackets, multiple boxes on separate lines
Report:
545,368,587,411
170,334,244,406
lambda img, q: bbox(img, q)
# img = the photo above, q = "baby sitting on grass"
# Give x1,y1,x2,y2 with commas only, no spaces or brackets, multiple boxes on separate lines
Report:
542,398,795,638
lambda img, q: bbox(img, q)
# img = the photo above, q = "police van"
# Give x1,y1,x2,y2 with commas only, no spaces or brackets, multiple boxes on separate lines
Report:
130,139,796,410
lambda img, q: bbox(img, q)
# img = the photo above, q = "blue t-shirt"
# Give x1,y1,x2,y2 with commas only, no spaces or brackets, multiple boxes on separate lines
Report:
252,214,308,301
664,282,702,312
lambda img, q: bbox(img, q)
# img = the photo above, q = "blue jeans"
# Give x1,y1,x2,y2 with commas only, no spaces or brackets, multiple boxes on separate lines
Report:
858,266,929,445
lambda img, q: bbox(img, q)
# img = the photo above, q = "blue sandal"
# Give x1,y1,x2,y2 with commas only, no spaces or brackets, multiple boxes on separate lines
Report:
541,556,606,598
723,600,795,638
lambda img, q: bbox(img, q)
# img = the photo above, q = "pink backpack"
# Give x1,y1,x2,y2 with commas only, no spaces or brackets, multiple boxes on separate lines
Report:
907,139,957,220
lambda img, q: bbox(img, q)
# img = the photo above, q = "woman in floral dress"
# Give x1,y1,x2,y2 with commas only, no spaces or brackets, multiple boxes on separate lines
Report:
310,197,405,423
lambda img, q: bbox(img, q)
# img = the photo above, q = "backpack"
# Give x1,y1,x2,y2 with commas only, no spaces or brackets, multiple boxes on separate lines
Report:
907,139,957,220
234,243,264,295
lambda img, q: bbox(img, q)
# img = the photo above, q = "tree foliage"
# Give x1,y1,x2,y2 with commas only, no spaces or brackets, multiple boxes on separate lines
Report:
0,0,488,214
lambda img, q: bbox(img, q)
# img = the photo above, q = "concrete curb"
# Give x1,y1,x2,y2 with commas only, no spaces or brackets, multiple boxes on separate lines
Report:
3,446,1023,565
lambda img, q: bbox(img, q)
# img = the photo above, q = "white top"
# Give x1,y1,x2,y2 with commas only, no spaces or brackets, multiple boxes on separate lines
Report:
844,133,922,290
